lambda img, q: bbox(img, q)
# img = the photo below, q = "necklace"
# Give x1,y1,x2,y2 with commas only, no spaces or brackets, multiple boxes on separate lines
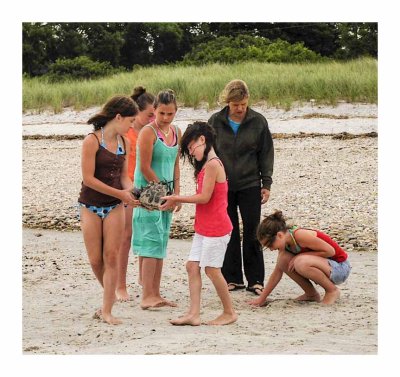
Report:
154,120,170,137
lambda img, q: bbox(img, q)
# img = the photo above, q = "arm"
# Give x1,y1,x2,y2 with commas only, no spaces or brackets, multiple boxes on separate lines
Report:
160,160,219,209
173,127,181,195
258,122,274,191
81,135,136,205
120,137,133,190
295,229,335,258
288,230,335,272
248,264,283,306
171,127,182,213
137,126,159,182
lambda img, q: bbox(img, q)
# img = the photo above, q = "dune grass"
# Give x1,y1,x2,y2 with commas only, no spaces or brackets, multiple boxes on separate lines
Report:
23,58,377,113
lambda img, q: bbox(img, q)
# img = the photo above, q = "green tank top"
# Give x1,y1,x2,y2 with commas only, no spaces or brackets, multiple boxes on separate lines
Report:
134,125,178,189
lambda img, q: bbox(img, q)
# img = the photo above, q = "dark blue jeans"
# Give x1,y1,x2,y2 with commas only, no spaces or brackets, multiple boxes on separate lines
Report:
222,186,264,287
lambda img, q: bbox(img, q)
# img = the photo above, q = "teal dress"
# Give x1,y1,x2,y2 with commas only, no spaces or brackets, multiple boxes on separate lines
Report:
132,125,178,259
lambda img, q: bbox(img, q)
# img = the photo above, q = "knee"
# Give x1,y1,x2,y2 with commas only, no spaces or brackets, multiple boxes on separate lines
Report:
186,261,200,276
205,266,218,279
292,255,310,273
90,257,103,272
103,249,118,268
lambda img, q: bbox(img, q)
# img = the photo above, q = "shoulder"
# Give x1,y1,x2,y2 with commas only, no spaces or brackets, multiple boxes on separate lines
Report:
293,228,317,243
246,108,268,123
83,132,100,148
208,107,227,124
206,158,221,169
204,159,221,176
138,125,156,141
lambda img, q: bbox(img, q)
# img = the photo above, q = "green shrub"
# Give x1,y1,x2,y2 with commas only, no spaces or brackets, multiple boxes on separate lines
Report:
45,56,117,82
183,35,324,65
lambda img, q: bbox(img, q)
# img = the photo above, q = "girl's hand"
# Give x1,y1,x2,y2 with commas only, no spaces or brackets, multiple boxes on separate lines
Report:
173,202,182,213
248,298,266,307
120,190,138,207
160,195,177,211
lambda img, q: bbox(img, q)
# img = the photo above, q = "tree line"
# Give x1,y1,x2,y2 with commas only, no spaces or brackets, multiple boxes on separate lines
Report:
23,22,377,77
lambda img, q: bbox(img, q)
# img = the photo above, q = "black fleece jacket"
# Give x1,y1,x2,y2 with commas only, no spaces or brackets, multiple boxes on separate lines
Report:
208,106,274,192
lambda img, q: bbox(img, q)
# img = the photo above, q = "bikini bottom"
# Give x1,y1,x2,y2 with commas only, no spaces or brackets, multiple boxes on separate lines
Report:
78,202,120,220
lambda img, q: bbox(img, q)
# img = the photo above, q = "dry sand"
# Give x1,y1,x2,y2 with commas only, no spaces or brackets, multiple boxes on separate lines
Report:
23,228,376,355
21,103,380,358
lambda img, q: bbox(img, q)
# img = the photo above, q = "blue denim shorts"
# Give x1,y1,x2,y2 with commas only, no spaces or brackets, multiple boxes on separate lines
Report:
328,259,351,285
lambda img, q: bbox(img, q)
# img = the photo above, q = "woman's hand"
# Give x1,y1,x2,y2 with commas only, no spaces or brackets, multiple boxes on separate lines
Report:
261,188,270,204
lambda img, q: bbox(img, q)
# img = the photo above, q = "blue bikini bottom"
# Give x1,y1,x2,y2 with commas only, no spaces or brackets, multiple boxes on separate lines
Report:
78,202,120,220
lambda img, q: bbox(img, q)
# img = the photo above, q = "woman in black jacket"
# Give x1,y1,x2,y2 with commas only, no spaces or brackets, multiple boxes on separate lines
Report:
208,79,274,295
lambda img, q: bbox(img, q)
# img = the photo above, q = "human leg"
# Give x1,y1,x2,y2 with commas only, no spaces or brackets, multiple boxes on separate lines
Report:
170,261,202,326
140,257,164,309
238,187,264,288
80,206,104,286
116,205,133,301
153,258,177,307
292,254,339,304
222,191,244,286
278,251,321,302
205,267,238,325
101,204,125,324
138,256,143,285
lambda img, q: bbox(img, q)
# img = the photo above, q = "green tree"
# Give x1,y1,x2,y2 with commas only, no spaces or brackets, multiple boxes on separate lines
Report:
147,23,186,64
52,23,88,59
335,23,378,59
22,23,57,75
83,23,125,67
119,23,152,68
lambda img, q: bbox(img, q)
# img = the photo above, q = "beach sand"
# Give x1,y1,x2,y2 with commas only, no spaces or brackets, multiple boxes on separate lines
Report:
23,228,376,355
21,103,378,356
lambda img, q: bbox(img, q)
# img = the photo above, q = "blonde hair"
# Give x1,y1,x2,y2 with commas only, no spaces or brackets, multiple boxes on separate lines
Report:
219,79,250,104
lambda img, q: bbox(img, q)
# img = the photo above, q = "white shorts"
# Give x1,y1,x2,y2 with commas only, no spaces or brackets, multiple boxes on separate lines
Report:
188,232,231,268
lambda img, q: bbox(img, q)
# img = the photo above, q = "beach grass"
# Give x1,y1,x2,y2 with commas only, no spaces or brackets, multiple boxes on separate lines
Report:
23,57,377,113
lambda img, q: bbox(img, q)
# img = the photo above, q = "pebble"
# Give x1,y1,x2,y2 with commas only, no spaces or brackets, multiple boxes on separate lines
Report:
22,135,377,253
22,105,377,253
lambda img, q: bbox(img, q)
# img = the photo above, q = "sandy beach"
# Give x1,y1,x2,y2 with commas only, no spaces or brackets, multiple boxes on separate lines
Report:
22,103,378,355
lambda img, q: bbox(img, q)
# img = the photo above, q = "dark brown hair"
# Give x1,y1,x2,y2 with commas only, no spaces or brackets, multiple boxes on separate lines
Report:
87,95,138,130
154,89,177,110
130,86,155,111
180,121,217,179
257,210,290,247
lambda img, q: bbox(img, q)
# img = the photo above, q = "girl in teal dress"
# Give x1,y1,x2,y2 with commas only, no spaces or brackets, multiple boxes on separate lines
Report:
132,89,182,309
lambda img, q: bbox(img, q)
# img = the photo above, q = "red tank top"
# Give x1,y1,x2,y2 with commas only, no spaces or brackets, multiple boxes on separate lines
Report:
194,161,233,237
294,228,348,262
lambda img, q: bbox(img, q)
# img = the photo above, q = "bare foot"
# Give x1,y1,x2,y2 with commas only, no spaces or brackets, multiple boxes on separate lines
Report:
140,297,166,310
295,292,321,302
170,314,201,326
321,288,340,305
207,312,238,326
102,312,122,325
92,308,102,319
161,298,178,307
116,287,130,302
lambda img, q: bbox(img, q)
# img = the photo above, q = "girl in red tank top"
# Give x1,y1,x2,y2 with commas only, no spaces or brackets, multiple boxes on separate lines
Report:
249,210,351,307
160,121,237,326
